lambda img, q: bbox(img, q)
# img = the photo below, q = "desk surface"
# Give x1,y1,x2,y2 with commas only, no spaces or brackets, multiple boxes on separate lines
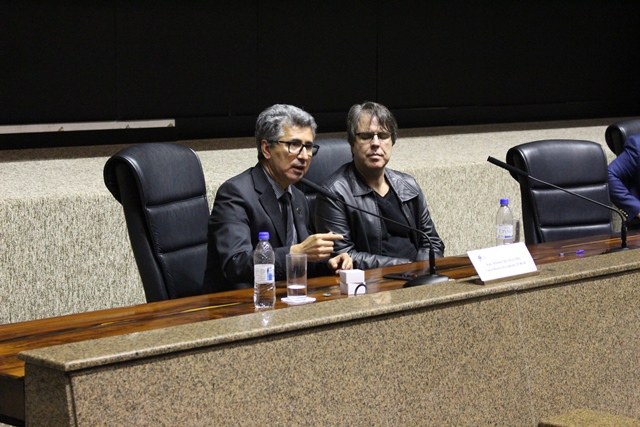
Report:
0,232,637,425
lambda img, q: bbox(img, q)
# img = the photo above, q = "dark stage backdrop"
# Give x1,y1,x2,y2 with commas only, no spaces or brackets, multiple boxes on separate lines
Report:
1,0,639,148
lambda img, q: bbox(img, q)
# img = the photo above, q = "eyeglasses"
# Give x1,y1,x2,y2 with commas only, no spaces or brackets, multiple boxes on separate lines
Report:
355,132,392,142
274,140,319,156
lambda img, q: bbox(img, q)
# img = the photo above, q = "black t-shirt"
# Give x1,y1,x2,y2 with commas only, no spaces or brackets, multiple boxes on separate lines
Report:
374,189,418,261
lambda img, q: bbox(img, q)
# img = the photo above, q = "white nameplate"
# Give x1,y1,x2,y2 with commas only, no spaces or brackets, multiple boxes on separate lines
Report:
467,242,538,284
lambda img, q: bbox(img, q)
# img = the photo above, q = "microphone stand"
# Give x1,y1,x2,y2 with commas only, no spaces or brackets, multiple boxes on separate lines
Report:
487,156,628,254
299,178,449,287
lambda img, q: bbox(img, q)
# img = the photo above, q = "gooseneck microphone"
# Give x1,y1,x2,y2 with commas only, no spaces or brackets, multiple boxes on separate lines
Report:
300,177,449,287
487,156,628,253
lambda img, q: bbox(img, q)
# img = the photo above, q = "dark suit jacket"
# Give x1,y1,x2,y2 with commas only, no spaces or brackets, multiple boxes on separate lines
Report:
609,134,640,223
202,164,330,293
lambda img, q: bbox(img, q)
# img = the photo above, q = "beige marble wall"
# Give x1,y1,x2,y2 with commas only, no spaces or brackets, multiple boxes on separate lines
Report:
0,118,622,323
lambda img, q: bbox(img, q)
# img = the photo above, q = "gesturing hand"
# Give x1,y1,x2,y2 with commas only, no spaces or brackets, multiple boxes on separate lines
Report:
328,252,353,273
291,232,344,261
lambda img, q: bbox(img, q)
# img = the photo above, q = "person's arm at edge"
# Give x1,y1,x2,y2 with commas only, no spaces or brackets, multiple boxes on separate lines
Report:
608,135,640,221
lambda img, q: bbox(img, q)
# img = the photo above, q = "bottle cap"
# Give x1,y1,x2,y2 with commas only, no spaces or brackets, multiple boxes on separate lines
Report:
258,231,270,240
500,198,509,205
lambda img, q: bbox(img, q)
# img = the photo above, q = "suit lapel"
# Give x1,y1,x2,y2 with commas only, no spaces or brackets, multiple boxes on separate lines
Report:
252,166,288,244
291,190,310,242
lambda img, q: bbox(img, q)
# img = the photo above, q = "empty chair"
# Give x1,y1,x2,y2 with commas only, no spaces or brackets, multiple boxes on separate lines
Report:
294,137,352,226
604,118,640,156
506,139,613,245
104,143,210,302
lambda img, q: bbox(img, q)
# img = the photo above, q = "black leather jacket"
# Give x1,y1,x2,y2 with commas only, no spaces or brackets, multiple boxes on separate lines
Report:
314,162,445,269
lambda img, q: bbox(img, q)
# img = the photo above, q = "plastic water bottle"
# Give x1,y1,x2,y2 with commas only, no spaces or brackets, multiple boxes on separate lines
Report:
496,198,514,245
254,231,275,308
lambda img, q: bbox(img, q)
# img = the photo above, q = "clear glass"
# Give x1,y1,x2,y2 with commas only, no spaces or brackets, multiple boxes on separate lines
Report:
286,253,307,302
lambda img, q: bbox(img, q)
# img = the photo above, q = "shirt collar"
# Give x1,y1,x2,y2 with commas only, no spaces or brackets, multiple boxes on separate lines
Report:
262,166,291,199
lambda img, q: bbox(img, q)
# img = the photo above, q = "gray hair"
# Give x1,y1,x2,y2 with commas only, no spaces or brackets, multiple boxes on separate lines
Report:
255,104,318,159
347,101,398,146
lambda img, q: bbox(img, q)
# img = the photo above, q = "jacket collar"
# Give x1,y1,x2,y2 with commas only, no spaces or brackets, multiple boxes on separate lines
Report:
347,162,420,201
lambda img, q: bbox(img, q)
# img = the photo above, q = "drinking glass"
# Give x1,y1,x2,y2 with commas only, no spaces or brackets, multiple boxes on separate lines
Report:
286,254,307,302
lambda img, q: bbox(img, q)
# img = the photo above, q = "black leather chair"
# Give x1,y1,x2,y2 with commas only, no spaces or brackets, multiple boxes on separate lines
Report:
506,139,613,245
604,118,640,156
294,137,352,227
104,143,210,302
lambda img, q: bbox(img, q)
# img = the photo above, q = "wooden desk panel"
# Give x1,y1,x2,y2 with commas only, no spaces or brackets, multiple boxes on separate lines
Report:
1,232,637,426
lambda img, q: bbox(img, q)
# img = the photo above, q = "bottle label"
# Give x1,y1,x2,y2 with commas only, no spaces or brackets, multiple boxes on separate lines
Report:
254,264,275,283
497,224,514,239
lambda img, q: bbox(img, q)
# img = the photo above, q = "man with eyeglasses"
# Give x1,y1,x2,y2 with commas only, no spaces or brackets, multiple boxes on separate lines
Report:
202,104,352,293
314,101,445,269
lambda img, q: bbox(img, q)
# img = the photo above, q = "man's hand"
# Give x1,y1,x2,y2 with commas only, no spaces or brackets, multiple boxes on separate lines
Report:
291,232,343,261
327,252,352,273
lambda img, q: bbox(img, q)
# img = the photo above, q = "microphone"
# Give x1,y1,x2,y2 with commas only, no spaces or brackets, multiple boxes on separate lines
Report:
487,156,628,253
300,177,449,287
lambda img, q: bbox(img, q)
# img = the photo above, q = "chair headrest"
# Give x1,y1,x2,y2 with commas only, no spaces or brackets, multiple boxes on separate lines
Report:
104,142,206,204
506,139,607,186
605,118,640,156
296,138,352,193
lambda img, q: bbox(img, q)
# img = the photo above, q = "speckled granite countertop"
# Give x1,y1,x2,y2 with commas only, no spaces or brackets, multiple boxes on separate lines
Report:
19,249,640,374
